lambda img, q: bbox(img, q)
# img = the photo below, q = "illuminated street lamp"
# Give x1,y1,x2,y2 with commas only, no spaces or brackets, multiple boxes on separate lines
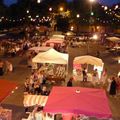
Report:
115,5,119,10
76,14,80,35
89,0,95,2
104,6,108,10
59,7,64,12
70,26,74,31
89,0,96,23
49,7,52,12
76,14,80,18
37,0,41,3
26,10,29,14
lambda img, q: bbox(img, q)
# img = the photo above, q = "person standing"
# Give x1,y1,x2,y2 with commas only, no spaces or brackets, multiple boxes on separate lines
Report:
0,60,4,76
100,68,108,85
82,68,87,82
116,76,120,96
67,77,73,87
92,69,99,85
109,76,117,97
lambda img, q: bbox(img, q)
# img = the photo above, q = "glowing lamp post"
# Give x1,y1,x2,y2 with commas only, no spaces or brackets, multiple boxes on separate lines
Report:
76,14,80,35
89,0,95,24
76,14,80,18
49,7,52,12
59,7,64,12
26,10,29,14
37,0,41,3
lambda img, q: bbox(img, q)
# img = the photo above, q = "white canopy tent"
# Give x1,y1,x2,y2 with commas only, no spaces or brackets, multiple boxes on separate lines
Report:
74,55,104,67
45,38,64,47
45,39,64,44
50,35,65,40
29,47,51,53
106,37,120,42
73,55,104,80
32,48,68,64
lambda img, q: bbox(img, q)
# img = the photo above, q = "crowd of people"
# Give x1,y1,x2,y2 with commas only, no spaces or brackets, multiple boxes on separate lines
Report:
0,59,13,76
107,75,120,97
24,70,49,96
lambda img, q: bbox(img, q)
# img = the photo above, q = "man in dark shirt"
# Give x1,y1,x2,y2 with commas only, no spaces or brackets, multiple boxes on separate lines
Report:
82,68,87,82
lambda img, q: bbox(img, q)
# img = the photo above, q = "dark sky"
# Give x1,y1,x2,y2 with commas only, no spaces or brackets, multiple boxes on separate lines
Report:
98,0,120,6
4,0,17,6
3,0,120,6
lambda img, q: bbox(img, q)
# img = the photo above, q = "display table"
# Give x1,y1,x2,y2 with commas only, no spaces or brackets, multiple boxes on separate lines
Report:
27,111,54,120
73,73,93,82
0,108,12,120
46,75,65,84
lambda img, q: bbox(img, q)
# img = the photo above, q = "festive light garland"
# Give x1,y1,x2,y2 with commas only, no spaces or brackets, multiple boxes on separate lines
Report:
102,4,120,20
0,3,120,25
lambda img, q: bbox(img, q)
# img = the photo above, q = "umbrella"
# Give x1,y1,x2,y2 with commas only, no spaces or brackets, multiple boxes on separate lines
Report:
74,55,103,67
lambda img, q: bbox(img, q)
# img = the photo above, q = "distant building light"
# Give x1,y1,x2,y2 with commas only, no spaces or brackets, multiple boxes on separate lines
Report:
70,26,74,31
1,16,4,19
28,16,31,18
36,15,39,18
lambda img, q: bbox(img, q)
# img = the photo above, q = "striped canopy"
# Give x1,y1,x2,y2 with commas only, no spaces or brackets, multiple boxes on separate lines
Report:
23,94,48,107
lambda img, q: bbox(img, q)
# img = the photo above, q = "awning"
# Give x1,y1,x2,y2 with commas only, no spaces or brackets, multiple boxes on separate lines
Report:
44,87,112,119
23,94,48,107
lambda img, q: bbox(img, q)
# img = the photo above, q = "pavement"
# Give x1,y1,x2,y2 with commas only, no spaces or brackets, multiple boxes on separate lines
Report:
0,42,120,120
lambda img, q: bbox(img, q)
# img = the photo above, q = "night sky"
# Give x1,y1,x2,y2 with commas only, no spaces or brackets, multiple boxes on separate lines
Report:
4,0,17,6
3,0,120,6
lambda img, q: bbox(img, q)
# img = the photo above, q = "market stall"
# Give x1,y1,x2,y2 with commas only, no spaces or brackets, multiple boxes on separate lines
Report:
32,48,69,83
106,37,120,52
45,39,64,47
28,46,51,53
50,34,65,40
44,86,112,119
73,55,104,82
32,48,68,64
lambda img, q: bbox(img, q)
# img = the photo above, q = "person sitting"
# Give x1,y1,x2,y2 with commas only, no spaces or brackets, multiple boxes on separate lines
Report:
34,81,41,95
109,76,117,97
24,77,30,92
41,86,49,96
